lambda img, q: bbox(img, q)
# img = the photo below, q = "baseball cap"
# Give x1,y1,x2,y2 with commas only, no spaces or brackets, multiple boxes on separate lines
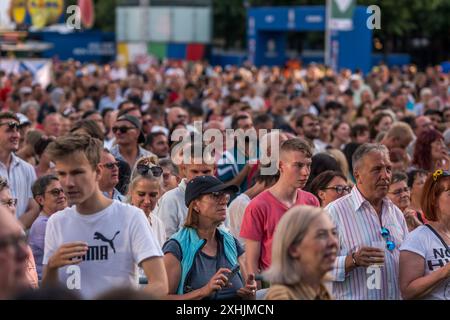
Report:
116,114,146,144
185,176,239,207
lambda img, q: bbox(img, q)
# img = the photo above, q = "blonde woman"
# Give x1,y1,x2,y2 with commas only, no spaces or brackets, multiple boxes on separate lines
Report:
129,156,166,247
264,206,338,300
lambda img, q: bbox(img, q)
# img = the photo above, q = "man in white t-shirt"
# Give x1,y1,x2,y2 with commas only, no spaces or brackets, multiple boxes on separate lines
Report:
42,135,168,299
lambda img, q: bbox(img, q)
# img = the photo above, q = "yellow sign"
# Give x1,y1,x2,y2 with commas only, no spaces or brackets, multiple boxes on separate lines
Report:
10,0,27,25
28,0,64,29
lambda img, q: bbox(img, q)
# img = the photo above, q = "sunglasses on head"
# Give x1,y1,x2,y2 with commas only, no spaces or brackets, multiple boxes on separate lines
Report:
102,161,120,170
136,164,163,177
112,126,135,134
0,121,20,131
381,227,396,251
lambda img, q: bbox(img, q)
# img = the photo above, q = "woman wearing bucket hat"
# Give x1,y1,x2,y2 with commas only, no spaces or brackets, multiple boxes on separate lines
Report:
162,175,257,300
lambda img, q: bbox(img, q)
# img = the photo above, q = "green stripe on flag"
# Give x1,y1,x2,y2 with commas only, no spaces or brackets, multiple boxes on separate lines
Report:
148,43,167,60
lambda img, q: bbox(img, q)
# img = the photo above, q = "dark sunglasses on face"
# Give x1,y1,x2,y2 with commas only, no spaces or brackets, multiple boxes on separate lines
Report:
112,126,135,134
142,120,152,126
381,227,396,251
136,164,163,177
324,185,351,195
208,191,230,201
102,161,120,170
0,121,20,131
46,188,65,197
0,198,17,207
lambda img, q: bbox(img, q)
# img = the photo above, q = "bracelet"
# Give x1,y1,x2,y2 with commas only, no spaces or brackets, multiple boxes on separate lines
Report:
351,252,358,267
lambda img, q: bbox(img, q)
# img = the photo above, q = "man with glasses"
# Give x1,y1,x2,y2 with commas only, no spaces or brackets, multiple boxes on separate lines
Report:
99,149,125,201
0,206,29,299
29,175,68,280
0,112,39,229
325,143,408,299
110,114,155,168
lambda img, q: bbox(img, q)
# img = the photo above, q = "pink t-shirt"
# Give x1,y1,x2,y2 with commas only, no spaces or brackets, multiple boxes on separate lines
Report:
239,189,319,271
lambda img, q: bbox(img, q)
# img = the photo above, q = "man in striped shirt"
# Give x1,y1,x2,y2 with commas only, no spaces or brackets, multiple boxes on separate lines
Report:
326,143,408,300
0,112,39,229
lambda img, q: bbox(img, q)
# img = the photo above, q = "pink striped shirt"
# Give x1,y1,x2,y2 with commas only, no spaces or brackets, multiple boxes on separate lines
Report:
325,187,408,300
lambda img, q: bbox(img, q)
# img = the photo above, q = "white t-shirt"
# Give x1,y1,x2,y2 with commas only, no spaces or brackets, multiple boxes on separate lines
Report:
43,200,163,299
148,214,166,248
399,225,450,300
227,193,251,247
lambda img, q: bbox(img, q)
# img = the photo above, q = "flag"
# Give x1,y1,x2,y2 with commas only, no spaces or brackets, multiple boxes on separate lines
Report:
329,0,356,31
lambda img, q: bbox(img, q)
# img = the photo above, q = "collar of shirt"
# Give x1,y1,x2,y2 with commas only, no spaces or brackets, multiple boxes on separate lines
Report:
351,186,395,213
178,179,187,192
293,282,332,300
0,153,21,170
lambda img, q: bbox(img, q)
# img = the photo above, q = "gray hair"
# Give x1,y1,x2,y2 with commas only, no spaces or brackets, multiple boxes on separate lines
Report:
263,206,327,285
20,100,39,114
352,143,389,173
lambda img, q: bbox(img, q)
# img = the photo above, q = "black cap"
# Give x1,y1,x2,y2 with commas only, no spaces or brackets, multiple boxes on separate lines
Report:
185,176,239,207
116,114,146,144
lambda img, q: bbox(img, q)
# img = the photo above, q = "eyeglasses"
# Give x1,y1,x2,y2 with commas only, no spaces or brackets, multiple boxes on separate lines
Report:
381,227,396,251
142,120,152,126
102,162,120,170
0,233,27,251
323,185,351,195
136,164,163,177
207,191,230,201
0,121,20,131
46,188,65,197
0,198,17,207
389,187,410,196
112,126,135,134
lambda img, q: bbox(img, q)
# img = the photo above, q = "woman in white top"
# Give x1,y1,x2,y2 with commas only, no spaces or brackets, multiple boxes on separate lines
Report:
128,157,166,247
399,169,450,300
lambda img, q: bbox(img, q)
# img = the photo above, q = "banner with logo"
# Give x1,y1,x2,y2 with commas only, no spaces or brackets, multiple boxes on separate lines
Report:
329,0,356,31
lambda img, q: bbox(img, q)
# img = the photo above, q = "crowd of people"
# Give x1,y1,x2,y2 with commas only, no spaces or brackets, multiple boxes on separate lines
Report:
0,59,449,300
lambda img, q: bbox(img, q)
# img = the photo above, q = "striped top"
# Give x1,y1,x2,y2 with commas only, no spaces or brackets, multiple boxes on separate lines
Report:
325,187,408,300
0,153,37,219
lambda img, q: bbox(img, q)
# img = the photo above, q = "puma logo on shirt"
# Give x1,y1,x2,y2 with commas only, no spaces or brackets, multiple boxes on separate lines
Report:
94,231,120,254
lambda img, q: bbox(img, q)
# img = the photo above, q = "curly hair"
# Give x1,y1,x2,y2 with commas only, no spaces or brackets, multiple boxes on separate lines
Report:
412,129,444,171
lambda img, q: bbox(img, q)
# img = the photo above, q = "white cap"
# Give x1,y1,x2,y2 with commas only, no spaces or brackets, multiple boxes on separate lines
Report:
19,87,32,95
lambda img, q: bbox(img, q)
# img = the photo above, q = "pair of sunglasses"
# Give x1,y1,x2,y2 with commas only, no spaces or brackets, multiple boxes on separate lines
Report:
112,126,135,134
136,164,163,177
207,191,230,201
381,227,396,251
102,161,120,170
0,122,20,131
